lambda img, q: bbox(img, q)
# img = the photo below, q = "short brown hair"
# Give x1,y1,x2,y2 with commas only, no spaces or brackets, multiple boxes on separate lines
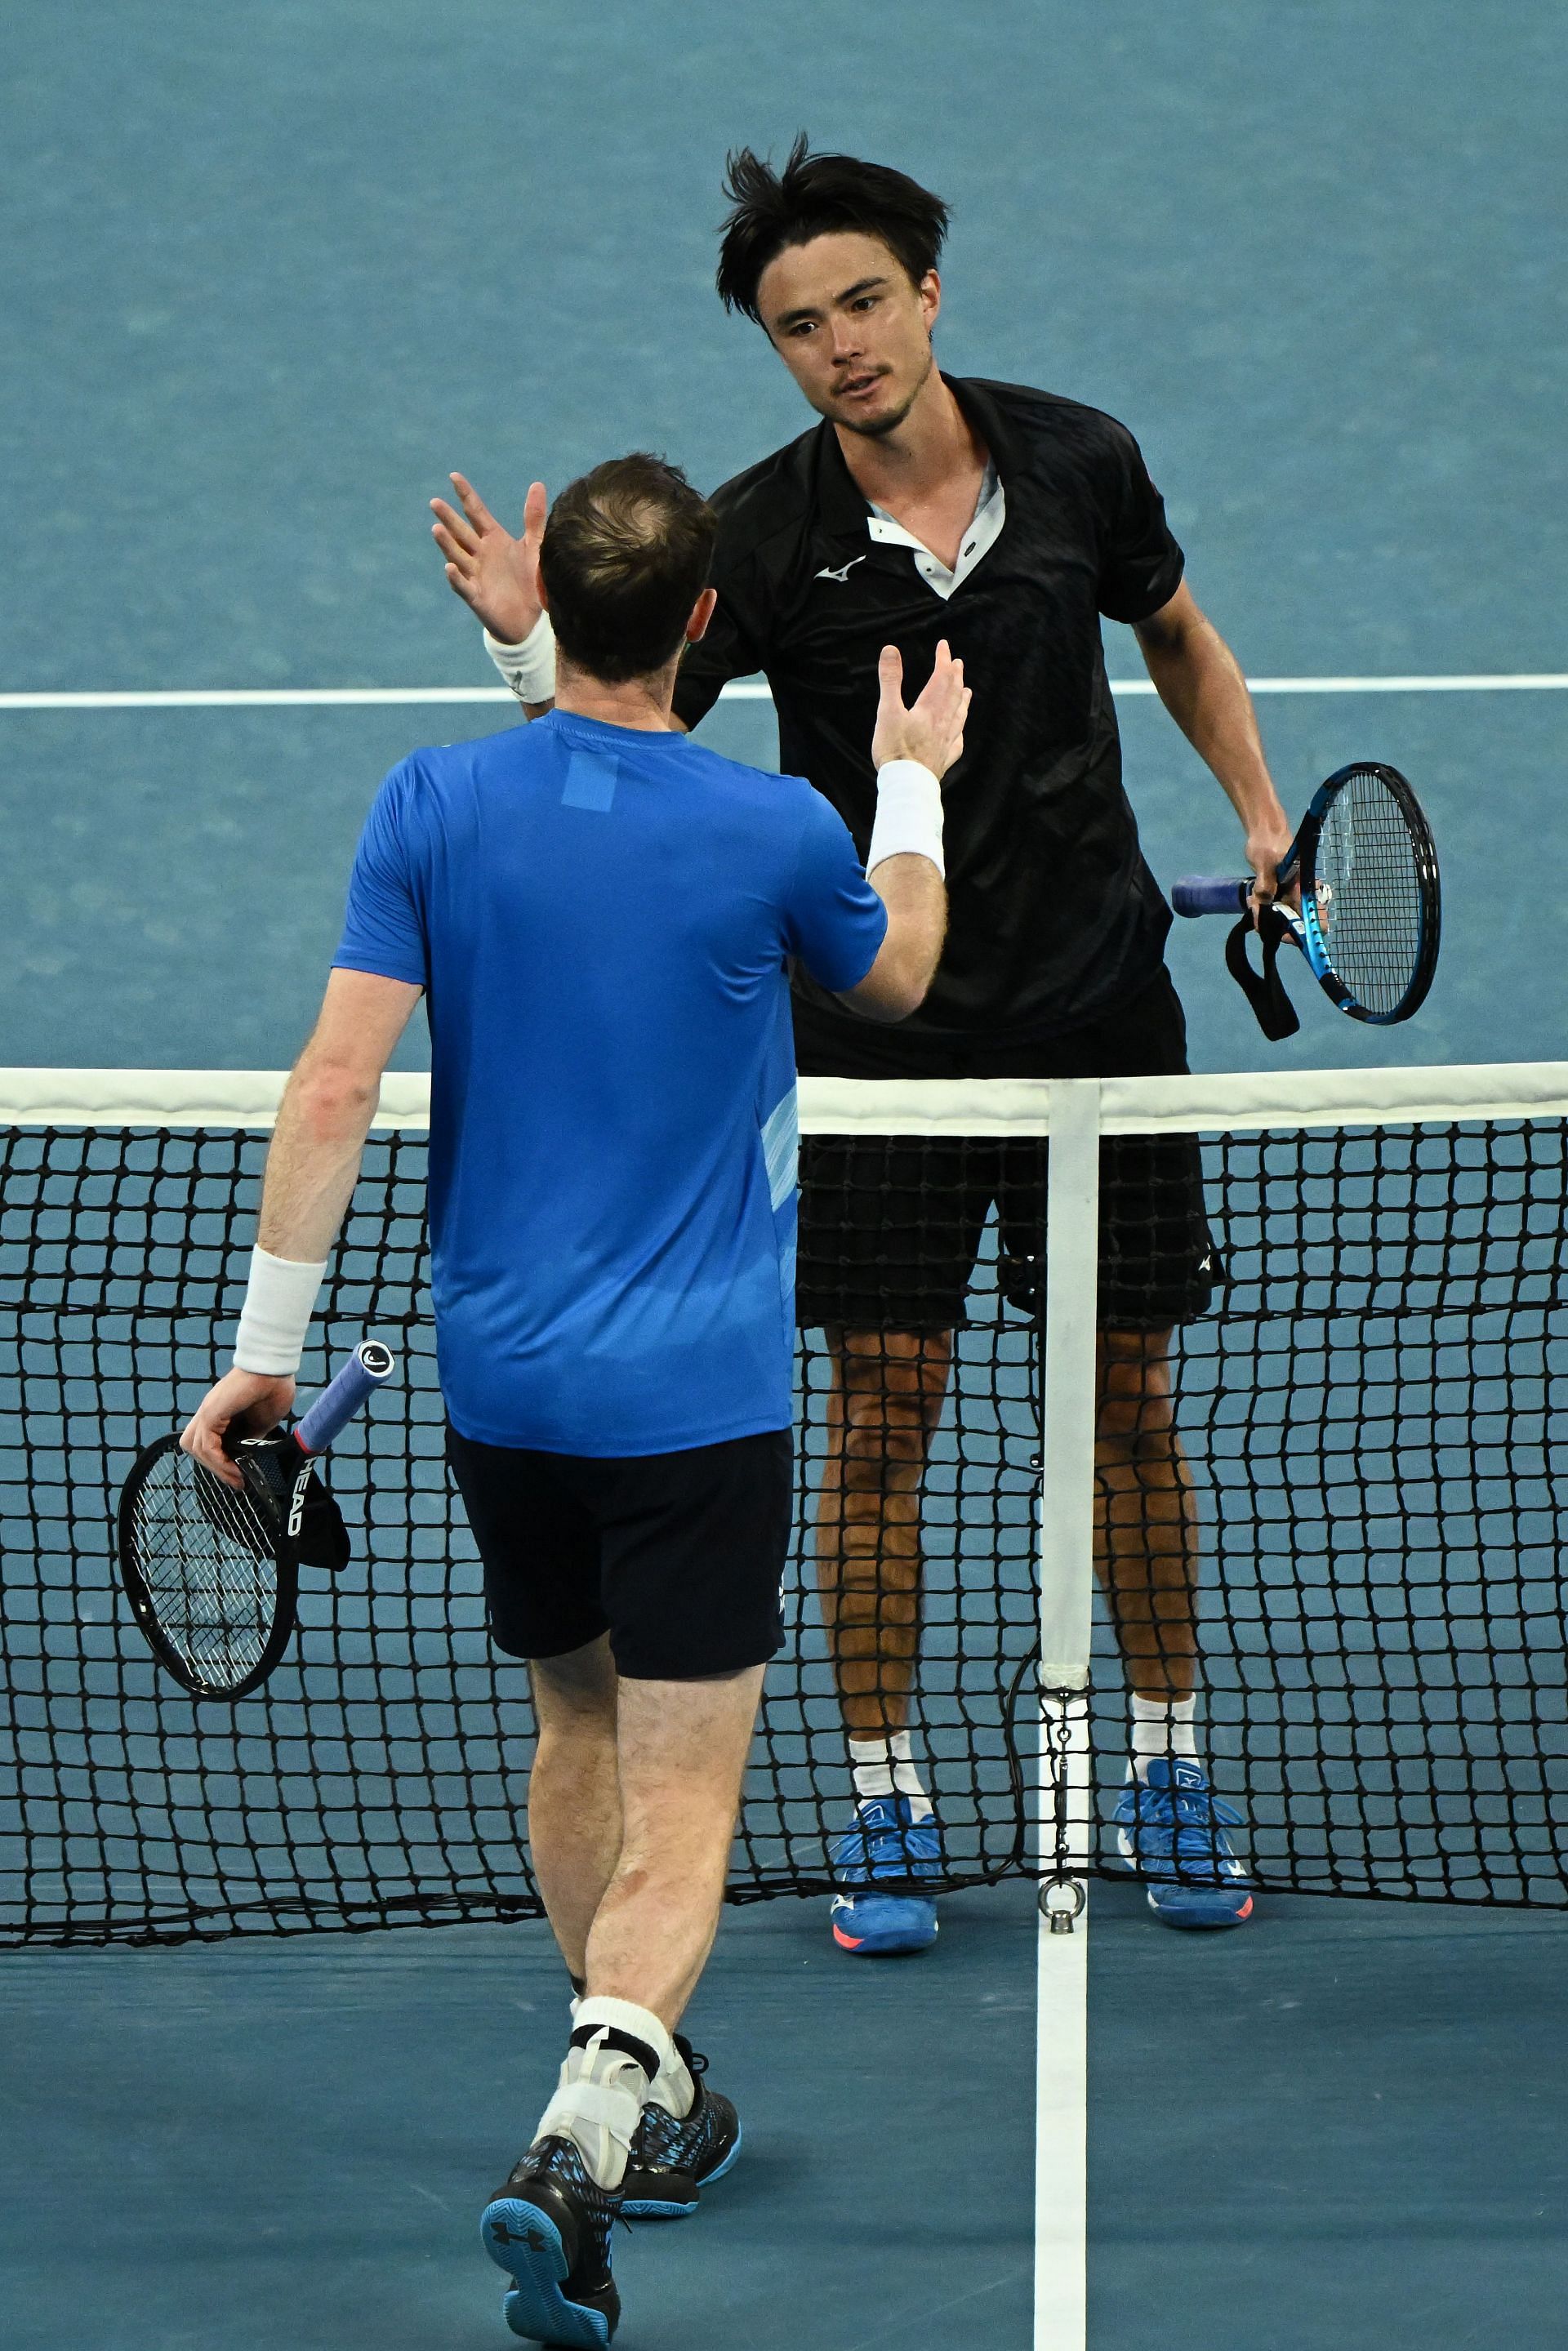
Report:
540,455,716,685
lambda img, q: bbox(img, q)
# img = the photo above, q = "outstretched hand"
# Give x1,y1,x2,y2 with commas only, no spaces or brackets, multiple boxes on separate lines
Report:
871,641,970,781
430,474,547,646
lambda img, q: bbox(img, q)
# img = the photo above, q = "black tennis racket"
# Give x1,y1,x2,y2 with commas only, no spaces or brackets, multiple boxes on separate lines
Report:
1173,762,1441,1031
117,1340,396,1699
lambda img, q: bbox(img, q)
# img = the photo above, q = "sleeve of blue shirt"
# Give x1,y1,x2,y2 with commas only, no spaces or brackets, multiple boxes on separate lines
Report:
332,761,429,988
782,784,889,992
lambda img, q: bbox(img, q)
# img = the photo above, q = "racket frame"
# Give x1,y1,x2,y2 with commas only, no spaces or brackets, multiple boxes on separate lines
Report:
115,1339,399,1702
1174,762,1441,1025
116,1432,301,1701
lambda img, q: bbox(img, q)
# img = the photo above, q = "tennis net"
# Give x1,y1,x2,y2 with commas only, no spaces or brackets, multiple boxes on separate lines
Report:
2,1062,1566,1947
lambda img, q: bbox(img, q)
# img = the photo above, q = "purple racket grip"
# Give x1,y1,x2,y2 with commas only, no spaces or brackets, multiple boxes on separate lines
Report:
294,1341,397,1457
1172,874,1251,918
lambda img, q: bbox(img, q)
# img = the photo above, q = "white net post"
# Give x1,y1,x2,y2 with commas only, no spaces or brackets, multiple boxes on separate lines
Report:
1037,1075,1100,1865
1034,1076,1100,2351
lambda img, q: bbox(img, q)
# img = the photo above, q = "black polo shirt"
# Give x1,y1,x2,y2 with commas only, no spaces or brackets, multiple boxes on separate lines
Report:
671,375,1186,1075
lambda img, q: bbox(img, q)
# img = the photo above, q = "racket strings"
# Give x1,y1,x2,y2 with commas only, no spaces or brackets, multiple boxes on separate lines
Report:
1313,769,1428,1015
131,1448,280,1685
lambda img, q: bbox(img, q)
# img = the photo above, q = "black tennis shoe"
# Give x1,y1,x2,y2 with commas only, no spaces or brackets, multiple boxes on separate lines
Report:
481,2135,621,2346
620,2038,742,2220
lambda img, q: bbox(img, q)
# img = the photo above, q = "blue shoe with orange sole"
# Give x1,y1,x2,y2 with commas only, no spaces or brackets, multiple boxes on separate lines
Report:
1114,1757,1254,1929
829,1794,942,1956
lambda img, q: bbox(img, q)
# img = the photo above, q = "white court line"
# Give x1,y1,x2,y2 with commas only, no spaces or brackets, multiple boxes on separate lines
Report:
0,672,1566,710
1036,1880,1089,2350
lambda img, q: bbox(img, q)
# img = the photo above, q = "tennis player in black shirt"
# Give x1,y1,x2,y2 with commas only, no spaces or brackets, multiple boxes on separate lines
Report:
436,140,1290,1950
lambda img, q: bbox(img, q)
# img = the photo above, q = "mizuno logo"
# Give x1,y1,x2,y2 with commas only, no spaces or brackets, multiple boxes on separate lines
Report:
816,556,866,583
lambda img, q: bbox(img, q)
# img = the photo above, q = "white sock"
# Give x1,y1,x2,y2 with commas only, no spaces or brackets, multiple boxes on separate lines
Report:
1127,1694,1200,1783
535,1995,672,2190
849,1730,934,1823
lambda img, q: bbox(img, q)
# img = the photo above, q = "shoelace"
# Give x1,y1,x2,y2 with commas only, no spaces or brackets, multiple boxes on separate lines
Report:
835,1800,942,1876
1122,1772,1245,1860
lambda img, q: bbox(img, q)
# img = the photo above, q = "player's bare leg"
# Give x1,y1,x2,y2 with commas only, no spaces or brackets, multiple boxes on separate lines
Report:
1093,1328,1198,1704
525,1640,765,2016
1100,1325,1253,1926
484,1658,760,2332
814,1327,952,1953
527,1634,623,1982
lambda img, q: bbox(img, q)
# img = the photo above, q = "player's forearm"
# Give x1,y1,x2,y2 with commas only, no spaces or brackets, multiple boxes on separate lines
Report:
855,856,948,1022
255,1055,378,1263
1138,608,1287,845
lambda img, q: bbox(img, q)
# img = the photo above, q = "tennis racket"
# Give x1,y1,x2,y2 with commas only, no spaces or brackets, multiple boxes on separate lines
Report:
1173,762,1441,1029
116,1339,397,1700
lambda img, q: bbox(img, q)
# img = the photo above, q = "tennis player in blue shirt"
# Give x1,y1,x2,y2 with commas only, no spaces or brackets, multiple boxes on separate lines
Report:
180,453,967,2348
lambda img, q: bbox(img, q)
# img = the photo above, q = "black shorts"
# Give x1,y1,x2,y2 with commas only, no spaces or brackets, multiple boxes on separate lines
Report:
795,968,1217,1333
446,1424,791,1681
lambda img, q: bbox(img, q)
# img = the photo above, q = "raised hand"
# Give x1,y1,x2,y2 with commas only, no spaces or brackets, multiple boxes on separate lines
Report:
430,474,547,646
871,641,971,781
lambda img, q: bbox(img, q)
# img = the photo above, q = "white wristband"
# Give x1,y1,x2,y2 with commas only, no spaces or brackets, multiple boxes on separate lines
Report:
867,759,945,879
483,610,557,705
233,1246,328,1378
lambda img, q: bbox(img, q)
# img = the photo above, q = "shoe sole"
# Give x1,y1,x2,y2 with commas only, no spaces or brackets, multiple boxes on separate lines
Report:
481,2196,614,2347
832,1921,939,1955
1146,1888,1254,1929
620,2126,744,2222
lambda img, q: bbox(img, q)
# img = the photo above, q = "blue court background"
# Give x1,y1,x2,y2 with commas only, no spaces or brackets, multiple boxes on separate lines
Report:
2,6,1565,2349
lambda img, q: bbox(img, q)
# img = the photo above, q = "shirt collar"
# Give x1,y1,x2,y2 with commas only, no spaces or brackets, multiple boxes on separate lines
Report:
811,373,1014,541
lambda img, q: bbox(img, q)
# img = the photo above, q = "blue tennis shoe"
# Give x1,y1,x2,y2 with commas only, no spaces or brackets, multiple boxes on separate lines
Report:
1115,1756,1254,1928
829,1794,942,1956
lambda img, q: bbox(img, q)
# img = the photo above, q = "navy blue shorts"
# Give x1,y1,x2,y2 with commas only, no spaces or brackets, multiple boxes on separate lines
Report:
446,1425,791,1681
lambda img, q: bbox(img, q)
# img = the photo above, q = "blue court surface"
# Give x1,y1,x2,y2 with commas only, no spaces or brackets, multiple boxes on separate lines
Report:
3,7,1566,2348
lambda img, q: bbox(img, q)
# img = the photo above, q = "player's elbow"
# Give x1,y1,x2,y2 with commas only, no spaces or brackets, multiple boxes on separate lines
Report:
290,1056,379,1138
839,942,939,1025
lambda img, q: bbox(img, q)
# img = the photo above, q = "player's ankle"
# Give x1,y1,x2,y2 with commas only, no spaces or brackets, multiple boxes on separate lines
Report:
1127,1693,1199,1782
849,1728,935,1819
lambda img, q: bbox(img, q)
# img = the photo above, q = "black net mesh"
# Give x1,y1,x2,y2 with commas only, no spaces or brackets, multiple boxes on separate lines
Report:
2,1102,1565,1948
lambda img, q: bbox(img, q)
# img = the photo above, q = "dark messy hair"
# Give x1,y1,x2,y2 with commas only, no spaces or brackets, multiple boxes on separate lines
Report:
715,134,950,325
539,454,716,685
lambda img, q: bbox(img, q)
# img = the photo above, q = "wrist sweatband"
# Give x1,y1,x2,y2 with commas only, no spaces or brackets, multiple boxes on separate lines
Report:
233,1246,328,1378
483,610,557,705
867,759,945,879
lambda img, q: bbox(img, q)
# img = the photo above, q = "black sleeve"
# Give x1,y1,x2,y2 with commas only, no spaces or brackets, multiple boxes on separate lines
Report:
670,561,767,730
1096,419,1186,625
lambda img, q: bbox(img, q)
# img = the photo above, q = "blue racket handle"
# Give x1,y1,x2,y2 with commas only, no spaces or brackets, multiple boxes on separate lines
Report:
1172,874,1251,918
294,1340,397,1456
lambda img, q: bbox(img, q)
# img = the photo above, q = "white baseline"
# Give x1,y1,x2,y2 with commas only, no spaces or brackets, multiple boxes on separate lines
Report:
1,672,1566,711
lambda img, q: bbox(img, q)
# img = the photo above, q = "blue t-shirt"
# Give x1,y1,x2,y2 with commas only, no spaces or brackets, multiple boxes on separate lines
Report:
333,709,887,1455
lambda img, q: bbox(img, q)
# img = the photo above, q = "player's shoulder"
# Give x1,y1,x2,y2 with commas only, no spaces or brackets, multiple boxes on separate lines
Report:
704,425,822,566
376,725,547,813
963,376,1144,462
678,729,820,817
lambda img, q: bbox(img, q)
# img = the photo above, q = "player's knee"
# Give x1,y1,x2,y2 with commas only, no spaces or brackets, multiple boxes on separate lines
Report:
841,1411,929,1483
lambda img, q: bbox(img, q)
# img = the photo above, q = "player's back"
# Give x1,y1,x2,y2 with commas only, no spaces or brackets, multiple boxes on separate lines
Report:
333,710,885,1456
